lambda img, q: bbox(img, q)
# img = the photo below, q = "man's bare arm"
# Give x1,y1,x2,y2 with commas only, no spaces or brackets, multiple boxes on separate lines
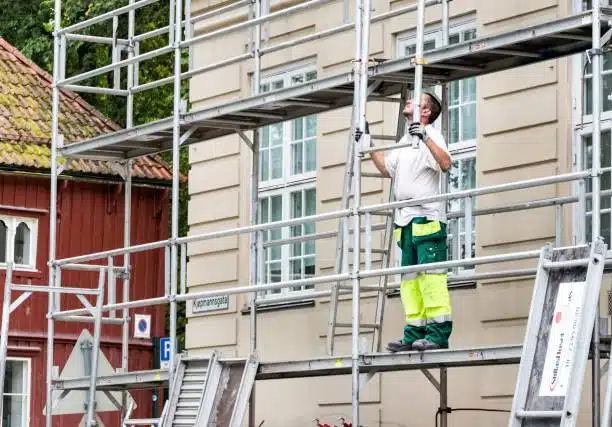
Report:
370,151,390,178
424,138,452,172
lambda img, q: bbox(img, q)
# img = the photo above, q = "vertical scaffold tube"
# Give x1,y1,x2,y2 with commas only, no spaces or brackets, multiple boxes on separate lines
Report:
411,0,426,149
249,0,262,424
122,1,135,420
591,4,602,427
46,0,62,424
351,0,370,423
169,0,183,388
0,263,14,427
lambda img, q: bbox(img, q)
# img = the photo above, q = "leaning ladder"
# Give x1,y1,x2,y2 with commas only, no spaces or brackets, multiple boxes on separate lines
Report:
508,240,606,427
123,352,259,427
326,83,408,355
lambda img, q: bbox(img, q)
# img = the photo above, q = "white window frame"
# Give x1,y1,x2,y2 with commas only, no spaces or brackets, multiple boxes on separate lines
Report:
0,216,38,271
2,357,31,427
258,182,317,298
256,62,319,300
396,16,478,276
257,62,318,191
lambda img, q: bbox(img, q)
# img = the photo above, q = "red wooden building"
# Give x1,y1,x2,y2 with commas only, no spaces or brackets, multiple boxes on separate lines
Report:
0,38,174,426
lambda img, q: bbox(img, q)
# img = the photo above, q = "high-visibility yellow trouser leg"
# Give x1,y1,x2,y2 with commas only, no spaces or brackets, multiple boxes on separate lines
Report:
399,274,427,343
419,272,452,347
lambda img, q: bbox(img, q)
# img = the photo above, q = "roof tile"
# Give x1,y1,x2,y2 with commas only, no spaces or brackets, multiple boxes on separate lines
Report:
0,37,176,183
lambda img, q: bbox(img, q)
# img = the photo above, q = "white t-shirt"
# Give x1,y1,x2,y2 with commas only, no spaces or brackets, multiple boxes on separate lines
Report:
383,124,451,227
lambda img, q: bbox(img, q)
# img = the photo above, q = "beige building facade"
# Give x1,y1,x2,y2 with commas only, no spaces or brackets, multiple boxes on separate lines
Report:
185,0,611,425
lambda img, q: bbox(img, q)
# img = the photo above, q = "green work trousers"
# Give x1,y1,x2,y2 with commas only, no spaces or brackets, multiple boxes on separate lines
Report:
394,217,452,347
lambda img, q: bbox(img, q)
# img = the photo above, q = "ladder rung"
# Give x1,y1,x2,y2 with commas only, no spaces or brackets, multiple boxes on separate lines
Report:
124,419,161,425
515,410,563,419
361,172,385,178
349,248,388,254
370,134,397,141
543,259,589,269
335,322,380,329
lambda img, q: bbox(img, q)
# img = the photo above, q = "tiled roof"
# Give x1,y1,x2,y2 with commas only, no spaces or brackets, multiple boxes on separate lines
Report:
0,37,175,183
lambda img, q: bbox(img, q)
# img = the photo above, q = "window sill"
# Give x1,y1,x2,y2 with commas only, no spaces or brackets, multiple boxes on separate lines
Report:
241,299,315,315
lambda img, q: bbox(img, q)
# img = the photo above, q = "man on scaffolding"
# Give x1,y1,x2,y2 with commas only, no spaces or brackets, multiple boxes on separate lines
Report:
370,91,453,352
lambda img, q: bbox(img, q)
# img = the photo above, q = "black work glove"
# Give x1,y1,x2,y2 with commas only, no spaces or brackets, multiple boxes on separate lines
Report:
408,122,428,141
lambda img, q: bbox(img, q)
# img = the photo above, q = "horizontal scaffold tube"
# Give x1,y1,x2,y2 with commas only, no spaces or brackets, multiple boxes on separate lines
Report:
54,169,599,266
360,170,591,214
52,248,566,319
57,0,159,35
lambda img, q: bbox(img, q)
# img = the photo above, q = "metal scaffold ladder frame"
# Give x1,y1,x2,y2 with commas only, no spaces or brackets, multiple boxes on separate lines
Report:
0,0,610,426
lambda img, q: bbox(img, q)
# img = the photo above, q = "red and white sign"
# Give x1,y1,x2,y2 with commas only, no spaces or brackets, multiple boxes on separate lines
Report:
539,282,585,397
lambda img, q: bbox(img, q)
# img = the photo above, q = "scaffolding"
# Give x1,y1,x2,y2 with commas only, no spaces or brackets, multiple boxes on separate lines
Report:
0,0,611,426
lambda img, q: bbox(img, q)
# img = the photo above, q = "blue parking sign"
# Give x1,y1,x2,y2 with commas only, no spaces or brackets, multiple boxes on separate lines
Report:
160,337,171,369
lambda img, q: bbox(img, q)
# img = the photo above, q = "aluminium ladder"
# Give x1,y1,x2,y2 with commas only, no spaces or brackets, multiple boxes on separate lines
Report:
123,352,259,427
326,83,408,356
508,240,606,427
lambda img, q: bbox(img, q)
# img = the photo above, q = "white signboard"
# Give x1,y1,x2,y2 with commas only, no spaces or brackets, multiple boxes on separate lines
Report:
539,282,585,397
134,314,151,339
193,295,229,314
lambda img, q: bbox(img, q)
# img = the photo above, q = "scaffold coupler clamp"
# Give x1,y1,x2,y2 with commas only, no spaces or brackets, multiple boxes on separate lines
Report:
587,48,603,64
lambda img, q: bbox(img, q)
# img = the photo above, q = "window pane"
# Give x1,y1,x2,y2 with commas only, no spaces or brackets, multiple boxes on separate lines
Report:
306,71,317,81
269,124,283,146
260,151,269,182
271,147,283,180
304,256,315,289
304,189,316,253
0,221,6,263
260,198,269,224
305,139,316,173
449,81,460,106
292,118,303,141
14,223,30,265
272,79,284,90
290,259,303,291
449,108,459,144
271,196,282,221
291,142,303,175
3,362,24,394
2,395,24,427
306,116,316,137
260,126,270,148
449,34,459,45
464,28,477,42
461,104,477,141
461,78,476,103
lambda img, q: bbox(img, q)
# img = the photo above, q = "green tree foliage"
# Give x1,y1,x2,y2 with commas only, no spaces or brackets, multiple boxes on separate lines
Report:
0,0,189,347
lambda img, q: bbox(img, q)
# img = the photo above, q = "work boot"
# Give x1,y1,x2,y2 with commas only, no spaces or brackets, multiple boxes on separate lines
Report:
412,339,448,351
386,339,413,352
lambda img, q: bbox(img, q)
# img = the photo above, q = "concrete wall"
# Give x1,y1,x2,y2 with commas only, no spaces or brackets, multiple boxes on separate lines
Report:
185,0,608,425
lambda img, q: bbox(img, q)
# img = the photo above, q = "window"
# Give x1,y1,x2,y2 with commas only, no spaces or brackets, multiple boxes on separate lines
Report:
574,0,612,248
259,68,318,185
396,19,478,271
0,216,37,270
257,65,318,298
579,129,612,246
2,359,30,427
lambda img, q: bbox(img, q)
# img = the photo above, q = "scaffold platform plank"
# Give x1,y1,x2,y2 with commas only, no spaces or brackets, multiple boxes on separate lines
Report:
52,344,523,391
60,10,611,160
